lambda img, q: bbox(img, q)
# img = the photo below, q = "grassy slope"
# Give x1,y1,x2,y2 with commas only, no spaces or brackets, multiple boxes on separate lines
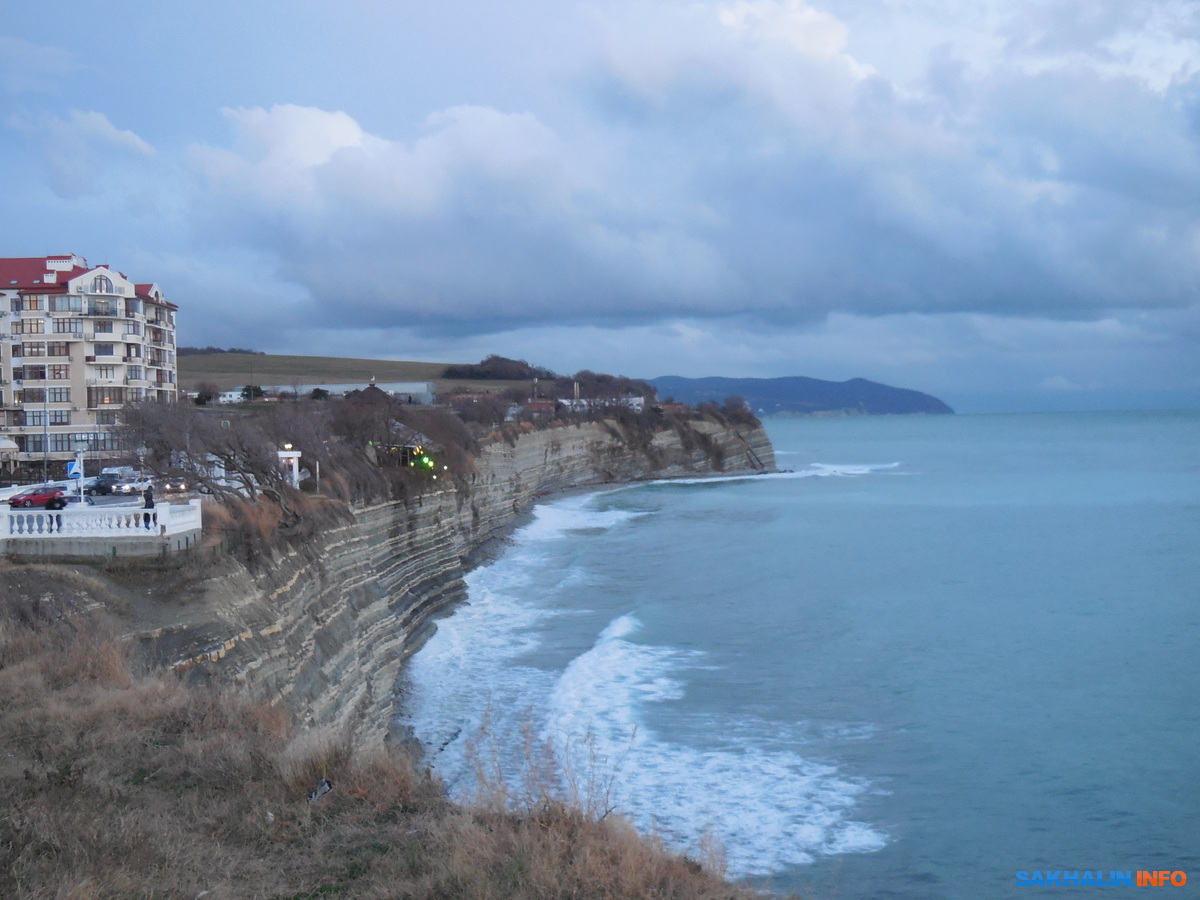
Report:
0,562,771,899
179,353,532,397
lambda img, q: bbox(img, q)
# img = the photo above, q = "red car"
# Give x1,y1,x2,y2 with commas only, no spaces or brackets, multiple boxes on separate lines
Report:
8,486,68,508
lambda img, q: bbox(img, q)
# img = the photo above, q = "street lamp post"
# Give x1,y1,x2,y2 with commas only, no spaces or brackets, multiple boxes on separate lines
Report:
73,441,88,501
41,384,48,483
42,311,51,483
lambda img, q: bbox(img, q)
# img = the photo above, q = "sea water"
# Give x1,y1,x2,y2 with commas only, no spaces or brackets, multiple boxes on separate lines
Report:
399,411,1200,898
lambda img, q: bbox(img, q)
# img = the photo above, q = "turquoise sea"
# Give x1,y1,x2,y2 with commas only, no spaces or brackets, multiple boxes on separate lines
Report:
400,411,1200,898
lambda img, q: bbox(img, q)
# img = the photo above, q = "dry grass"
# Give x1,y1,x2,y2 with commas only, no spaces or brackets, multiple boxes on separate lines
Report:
0,599,778,899
177,352,534,398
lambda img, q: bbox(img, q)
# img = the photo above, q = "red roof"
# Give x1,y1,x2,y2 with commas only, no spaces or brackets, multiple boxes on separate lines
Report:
0,256,173,306
0,256,87,291
135,283,176,309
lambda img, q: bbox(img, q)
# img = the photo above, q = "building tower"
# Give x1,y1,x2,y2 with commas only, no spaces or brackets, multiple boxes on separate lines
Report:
0,254,178,474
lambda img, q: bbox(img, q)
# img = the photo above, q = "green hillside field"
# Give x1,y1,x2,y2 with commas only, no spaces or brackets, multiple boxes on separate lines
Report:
178,353,532,396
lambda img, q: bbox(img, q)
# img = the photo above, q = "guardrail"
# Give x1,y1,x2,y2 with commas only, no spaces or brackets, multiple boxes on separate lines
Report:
5,498,203,538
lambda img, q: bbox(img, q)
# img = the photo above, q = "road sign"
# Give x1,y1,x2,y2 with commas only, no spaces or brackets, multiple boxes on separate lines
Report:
67,460,82,478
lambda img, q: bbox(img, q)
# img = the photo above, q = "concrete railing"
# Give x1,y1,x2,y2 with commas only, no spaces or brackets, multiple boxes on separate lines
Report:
5,499,203,539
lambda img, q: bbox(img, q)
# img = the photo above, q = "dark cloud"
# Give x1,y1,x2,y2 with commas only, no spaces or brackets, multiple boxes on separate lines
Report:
173,0,1199,344
4,0,1197,410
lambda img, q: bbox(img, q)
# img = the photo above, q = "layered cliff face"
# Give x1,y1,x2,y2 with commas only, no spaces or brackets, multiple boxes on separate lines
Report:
151,419,775,745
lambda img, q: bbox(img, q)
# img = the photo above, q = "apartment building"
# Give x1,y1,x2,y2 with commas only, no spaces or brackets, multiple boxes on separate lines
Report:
0,254,178,470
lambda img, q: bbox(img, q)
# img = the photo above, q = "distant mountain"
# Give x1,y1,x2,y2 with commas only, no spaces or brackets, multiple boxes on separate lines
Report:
649,376,954,416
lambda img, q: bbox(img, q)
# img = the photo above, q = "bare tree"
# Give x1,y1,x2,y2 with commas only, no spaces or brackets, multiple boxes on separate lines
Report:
120,403,285,501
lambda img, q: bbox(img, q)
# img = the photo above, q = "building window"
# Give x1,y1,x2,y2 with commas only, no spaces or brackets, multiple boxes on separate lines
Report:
12,318,45,335
54,318,83,334
23,296,45,311
47,342,69,357
91,275,114,294
21,365,47,380
77,431,121,452
94,321,113,333
49,365,70,380
124,322,142,336
127,365,144,381
21,434,44,453
125,299,142,317
49,295,82,313
25,409,72,427
49,433,76,453
47,387,70,403
88,386,129,407
96,410,118,425
20,342,46,357
9,299,20,313
94,365,116,380
94,343,114,356
16,388,46,403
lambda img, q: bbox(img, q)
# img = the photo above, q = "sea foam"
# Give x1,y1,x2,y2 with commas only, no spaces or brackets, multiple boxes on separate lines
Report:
544,614,887,876
401,488,887,879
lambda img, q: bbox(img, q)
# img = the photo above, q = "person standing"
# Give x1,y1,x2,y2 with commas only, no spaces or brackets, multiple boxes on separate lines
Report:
142,485,155,530
45,492,67,531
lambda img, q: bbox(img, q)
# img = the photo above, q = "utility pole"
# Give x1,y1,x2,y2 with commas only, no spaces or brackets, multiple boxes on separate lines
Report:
41,385,48,483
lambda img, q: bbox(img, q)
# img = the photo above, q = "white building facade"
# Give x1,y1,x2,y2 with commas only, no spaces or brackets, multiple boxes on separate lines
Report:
0,254,178,468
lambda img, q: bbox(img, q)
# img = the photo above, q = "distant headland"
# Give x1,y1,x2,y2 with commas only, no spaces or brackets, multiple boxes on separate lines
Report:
650,375,954,416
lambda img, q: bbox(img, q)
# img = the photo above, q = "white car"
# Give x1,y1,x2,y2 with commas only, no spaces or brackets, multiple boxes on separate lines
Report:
115,477,154,495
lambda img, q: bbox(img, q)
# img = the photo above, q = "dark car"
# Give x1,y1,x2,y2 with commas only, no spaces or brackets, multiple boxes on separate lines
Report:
8,486,68,508
83,473,121,496
156,473,193,493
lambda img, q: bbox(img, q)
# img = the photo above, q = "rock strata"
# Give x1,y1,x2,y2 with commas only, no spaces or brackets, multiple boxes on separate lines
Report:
150,419,775,745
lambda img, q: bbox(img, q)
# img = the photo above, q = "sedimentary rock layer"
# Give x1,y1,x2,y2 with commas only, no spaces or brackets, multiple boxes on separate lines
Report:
151,419,775,745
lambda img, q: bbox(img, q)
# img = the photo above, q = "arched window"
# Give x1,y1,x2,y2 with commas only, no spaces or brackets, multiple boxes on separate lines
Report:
90,274,114,294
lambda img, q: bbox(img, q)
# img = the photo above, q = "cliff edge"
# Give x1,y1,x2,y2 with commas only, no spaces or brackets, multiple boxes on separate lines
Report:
139,417,775,745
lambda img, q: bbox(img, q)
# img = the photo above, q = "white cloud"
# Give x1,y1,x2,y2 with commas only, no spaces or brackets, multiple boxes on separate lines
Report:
0,36,77,94
718,0,874,77
1042,375,1083,391
7,109,154,197
186,102,741,327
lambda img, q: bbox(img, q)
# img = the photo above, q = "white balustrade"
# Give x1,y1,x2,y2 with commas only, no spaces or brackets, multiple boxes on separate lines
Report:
5,499,203,539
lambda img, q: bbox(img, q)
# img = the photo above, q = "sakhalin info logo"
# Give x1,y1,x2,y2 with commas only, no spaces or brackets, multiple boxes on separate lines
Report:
1015,870,1188,887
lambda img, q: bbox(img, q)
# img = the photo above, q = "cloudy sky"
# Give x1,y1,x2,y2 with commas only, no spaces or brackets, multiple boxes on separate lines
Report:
3,0,1199,411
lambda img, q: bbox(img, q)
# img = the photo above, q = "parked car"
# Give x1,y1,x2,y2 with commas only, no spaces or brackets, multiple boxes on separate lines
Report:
83,473,121,495
9,486,68,508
